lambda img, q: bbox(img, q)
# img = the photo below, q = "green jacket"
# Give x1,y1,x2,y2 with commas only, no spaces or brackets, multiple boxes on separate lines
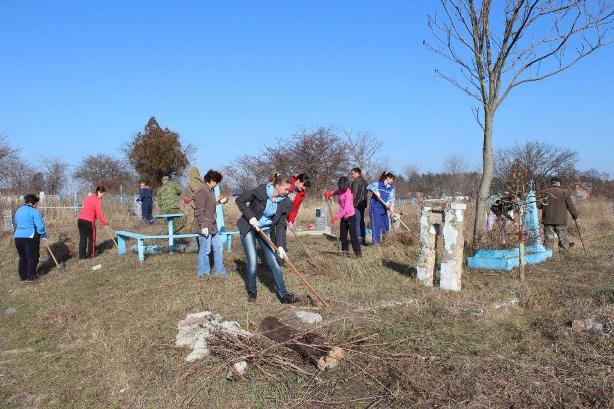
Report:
157,181,184,212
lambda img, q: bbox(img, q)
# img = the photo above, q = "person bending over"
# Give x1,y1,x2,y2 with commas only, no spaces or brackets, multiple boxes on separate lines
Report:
236,173,297,304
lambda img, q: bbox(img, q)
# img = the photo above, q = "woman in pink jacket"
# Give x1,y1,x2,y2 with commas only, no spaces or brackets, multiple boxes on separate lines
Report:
324,176,362,257
77,186,109,259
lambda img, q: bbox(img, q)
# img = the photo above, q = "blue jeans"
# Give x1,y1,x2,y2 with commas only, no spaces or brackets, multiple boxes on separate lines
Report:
240,230,287,298
197,233,227,277
354,207,366,243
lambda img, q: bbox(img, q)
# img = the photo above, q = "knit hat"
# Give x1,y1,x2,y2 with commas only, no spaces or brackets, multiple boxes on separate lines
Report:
550,176,562,184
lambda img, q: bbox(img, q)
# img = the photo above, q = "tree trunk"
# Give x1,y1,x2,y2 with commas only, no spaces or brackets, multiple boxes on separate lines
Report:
473,109,495,245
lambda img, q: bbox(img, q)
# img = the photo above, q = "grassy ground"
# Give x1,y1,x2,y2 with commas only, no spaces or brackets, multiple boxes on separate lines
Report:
0,199,613,408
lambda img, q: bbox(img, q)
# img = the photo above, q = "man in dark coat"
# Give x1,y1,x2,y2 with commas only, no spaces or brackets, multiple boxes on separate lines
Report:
350,167,368,245
537,176,579,251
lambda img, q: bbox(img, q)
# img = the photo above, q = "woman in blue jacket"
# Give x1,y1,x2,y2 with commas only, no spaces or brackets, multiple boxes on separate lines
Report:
13,194,47,281
235,173,297,304
368,171,396,245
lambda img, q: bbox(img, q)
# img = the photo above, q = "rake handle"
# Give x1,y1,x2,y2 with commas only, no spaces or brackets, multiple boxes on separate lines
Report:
257,229,329,308
104,226,119,249
373,194,411,233
42,239,61,269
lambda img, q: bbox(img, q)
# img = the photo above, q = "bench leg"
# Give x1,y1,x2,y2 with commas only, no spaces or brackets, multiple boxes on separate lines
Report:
226,235,232,253
168,218,174,253
117,235,126,256
138,238,145,262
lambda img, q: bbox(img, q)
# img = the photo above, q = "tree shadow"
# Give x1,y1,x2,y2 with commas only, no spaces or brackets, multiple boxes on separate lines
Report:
234,259,280,297
383,260,417,278
38,235,74,275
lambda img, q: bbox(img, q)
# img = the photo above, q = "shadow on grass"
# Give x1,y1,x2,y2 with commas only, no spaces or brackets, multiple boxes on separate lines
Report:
95,239,116,256
234,259,280,298
383,260,417,278
38,236,74,275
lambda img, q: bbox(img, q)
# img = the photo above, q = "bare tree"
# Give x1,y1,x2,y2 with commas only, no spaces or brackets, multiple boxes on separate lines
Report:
444,154,471,193
43,157,69,194
495,140,578,188
346,131,384,180
224,127,349,193
444,154,470,175
404,164,421,182
73,154,135,193
0,134,20,188
28,172,45,194
3,158,34,195
426,0,614,242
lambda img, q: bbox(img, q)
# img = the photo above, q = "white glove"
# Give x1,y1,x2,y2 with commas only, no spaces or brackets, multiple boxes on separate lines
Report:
277,246,287,260
218,197,228,204
249,217,260,231
201,227,209,236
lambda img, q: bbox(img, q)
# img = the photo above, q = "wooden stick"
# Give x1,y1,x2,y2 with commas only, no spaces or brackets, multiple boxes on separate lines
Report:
42,239,61,269
290,228,324,273
104,226,119,250
257,229,329,308
374,195,411,233
574,219,587,254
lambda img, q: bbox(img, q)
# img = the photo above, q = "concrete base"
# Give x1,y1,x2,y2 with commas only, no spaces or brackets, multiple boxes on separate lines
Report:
467,244,552,271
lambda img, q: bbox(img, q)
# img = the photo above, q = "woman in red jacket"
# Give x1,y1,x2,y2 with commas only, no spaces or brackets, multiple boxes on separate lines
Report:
77,186,109,259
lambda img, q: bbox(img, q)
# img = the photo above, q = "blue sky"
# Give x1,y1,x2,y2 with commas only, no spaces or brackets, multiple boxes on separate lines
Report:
1,1,612,177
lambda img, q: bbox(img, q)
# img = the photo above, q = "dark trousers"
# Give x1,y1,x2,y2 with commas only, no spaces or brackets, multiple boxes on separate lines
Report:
15,238,40,281
340,214,362,256
141,200,153,220
354,206,367,244
78,219,95,259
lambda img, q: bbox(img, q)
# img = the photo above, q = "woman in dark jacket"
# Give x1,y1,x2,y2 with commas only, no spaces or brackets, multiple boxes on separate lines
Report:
236,173,297,304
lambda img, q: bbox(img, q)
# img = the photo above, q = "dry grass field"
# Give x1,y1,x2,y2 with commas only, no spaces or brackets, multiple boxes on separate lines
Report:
0,198,613,408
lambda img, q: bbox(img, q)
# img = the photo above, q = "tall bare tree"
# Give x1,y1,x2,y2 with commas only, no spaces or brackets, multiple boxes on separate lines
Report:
346,131,384,180
426,0,614,242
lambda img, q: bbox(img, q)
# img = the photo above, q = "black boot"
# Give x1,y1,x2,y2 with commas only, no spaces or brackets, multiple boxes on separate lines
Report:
247,292,257,303
279,293,297,304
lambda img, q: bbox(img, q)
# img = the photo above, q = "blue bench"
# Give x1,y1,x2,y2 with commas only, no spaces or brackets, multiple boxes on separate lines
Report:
116,230,240,262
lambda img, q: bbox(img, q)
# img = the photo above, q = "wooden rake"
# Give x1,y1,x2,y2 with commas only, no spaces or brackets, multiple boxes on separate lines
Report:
257,229,329,308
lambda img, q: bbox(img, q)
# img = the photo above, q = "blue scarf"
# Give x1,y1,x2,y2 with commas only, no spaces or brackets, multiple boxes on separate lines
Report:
258,183,287,229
